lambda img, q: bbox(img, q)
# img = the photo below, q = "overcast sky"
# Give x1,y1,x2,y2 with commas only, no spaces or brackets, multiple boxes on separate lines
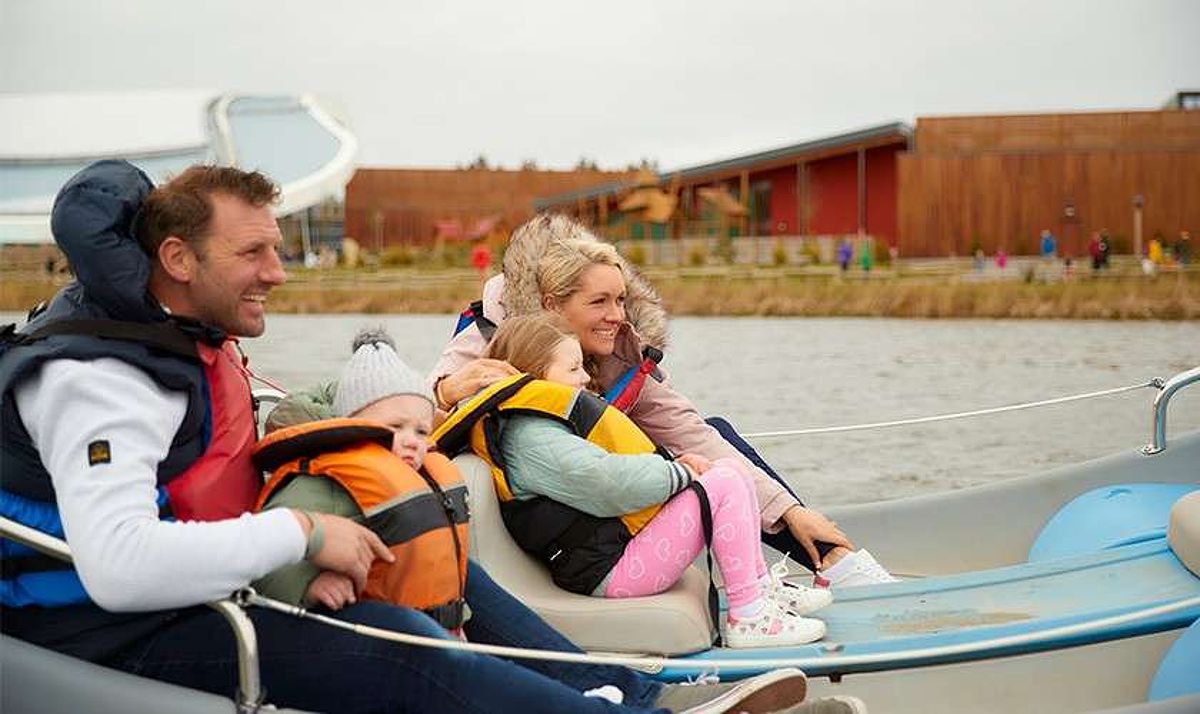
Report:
2,0,1197,170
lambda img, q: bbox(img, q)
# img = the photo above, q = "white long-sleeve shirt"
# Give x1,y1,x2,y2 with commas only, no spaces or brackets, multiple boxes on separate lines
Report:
14,356,304,612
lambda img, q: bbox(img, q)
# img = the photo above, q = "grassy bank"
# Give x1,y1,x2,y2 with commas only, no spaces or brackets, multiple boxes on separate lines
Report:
4,268,1198,320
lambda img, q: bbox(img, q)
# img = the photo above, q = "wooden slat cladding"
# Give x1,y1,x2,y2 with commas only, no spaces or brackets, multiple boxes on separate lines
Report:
345,168,635,246
897,150,1200,257
916,111,1200,154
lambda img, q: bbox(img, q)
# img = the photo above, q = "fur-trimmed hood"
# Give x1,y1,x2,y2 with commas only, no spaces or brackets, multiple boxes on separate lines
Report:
498,213,669,351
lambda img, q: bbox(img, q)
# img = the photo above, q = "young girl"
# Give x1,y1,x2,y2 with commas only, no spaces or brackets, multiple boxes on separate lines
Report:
472,313,832,648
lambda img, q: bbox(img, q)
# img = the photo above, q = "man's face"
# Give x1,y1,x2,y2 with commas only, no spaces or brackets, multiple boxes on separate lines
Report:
186,194,286,337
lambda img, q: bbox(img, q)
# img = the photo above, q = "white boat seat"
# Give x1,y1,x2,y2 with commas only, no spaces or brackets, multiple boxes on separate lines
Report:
454,453,717,655
1167,491,1200,578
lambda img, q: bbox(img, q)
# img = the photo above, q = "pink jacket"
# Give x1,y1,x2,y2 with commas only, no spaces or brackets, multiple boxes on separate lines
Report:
429,275,798,532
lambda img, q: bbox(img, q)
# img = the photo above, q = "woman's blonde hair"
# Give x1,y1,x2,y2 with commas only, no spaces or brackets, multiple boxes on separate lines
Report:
536,238,626,311
486,313,578,379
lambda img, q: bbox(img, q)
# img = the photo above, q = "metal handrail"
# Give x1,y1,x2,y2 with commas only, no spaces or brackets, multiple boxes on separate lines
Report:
1143,365,1200,456
0,516,265,713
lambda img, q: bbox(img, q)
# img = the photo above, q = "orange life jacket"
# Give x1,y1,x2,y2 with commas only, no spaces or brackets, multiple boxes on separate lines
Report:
254,418,469,630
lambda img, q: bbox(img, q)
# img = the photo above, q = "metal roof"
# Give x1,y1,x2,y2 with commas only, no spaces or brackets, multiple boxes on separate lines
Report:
534,121,911,209
1,92,357,244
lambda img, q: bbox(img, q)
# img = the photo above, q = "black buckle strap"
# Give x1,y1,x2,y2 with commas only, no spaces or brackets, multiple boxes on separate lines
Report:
688,481,723,647
424,599,467,630
19,318,202,359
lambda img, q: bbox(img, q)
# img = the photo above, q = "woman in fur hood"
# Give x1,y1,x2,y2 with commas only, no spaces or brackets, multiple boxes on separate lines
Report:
430,214,895,585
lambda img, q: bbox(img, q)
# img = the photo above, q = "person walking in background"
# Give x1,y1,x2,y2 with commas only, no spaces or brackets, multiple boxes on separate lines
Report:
859,240,873,272
472,240,493,286
836,238,852,272
1148,235,1164,266
1175,231,1191,266
1098,230,1111,269
1039,229,1057,259
995,247,1008,271
1088,232,1103,272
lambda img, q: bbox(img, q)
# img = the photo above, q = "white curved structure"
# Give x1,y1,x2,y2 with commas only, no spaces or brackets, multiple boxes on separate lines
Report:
0,90,358,244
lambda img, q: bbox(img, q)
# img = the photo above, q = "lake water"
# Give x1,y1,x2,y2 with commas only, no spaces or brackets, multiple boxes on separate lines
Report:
6,310,1196,508
242,315,1199,507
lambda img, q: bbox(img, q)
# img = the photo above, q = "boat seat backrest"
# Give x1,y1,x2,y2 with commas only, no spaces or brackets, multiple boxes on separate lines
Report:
454,453,716,655
1167,491,1200,578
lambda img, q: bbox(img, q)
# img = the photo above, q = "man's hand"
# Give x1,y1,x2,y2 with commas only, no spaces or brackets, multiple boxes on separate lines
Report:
781,505,854,570
437,359,520,408
292,511,394,593
675,453,712,477
306,571,357,610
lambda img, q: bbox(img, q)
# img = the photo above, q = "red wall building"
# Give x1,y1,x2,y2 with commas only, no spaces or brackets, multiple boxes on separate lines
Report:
535,123,911,247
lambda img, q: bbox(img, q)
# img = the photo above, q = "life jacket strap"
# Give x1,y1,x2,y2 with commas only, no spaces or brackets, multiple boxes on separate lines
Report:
5,318,202,359
424,598,468,630
604,346,664,413
688,481,723,647
452,300,497,341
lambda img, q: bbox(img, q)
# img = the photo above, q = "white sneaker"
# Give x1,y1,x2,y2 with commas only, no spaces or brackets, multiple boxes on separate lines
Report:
663,668,809,714
722,600,826,648
583,684,624,704
821,549,898,588
767,558,834,615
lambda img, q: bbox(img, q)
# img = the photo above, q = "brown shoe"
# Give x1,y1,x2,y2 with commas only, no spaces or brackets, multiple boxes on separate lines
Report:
654,668,808,714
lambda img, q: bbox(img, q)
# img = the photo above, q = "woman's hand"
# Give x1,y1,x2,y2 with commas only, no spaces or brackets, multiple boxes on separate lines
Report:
305,571,357,610
781,505,854,570
436,359,520,408
675,453,712,477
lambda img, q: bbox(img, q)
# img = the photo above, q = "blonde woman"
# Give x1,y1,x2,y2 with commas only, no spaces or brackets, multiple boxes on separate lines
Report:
431,214,895,587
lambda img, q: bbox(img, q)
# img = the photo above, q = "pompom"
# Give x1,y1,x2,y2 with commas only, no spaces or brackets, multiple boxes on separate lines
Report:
351,326,396,353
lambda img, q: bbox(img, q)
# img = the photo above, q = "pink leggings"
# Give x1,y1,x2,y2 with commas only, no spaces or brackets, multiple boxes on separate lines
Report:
603,459,767,609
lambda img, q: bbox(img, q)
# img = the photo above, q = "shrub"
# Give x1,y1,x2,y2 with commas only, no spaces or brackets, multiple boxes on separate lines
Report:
772,239,788,266
625,243,647,266
380,246,416,267
687,243,708,266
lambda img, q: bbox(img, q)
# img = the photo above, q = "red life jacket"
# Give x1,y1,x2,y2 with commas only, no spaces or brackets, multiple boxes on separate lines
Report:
164,340,261,521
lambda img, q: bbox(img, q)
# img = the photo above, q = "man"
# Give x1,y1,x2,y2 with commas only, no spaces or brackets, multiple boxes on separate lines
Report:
0,161,846,713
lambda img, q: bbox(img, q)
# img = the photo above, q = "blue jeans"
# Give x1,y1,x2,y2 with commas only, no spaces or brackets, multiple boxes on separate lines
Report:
10,563,664,713
705,416,839,573
464,561,663,707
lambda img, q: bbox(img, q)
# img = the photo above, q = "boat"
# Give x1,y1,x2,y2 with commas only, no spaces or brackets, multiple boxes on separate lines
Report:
3,366,1198,713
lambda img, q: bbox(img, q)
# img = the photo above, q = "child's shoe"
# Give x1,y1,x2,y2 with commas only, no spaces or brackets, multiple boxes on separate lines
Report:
767,559,833,615
820,549,898,588
722,601,826,648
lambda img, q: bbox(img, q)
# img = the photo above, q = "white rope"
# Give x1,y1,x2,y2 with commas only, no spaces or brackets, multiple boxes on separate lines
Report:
242,589,1200,674
742,380,1159,439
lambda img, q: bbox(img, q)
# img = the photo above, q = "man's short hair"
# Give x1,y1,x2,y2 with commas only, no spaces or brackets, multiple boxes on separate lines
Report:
136,165,279,256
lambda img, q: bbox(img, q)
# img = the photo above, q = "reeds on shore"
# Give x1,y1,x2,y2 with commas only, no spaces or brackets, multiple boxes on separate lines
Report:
3,269,1197,320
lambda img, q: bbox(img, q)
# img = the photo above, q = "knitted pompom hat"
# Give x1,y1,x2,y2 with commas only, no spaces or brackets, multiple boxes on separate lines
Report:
332,327,434,417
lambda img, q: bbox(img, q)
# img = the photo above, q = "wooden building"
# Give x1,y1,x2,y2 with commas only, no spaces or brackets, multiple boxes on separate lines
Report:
897,110,1200,257
344,167,635,249
533,123,911,246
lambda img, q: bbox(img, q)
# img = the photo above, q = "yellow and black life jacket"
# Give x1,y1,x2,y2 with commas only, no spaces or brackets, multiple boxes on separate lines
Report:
253,418,469,630
432,374,671,595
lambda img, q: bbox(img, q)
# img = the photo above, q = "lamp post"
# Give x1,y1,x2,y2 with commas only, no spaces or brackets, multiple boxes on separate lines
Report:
1132,194,1145,258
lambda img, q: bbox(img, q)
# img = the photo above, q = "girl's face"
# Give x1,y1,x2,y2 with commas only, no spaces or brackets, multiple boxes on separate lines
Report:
542,337,590,390
547,263,625,357
353,394,433,469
